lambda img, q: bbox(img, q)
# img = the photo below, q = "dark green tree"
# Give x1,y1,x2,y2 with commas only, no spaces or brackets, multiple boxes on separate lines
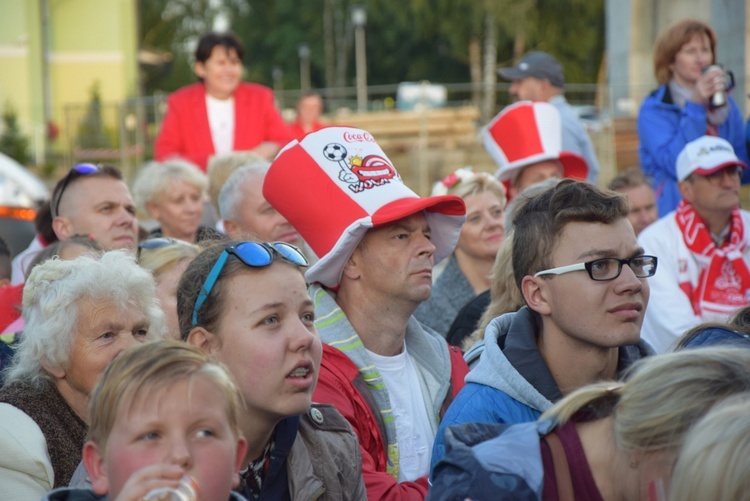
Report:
0,102,31,165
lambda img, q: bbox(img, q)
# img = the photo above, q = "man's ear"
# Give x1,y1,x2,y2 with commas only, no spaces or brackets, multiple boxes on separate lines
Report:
52,216,74,241
222,219,239,240
186,326,220,354
232,436,249,489
83,441,110,495
521,275,552,316
678,179,694,203
341,249,362,281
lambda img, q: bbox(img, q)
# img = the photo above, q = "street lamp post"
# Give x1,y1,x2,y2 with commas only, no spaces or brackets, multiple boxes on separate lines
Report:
298,43,311,92
351,5,367,113
272,67,284,109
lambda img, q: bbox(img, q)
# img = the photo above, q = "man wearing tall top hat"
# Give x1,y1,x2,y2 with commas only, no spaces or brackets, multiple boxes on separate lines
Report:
498,51,601,184
264,127,469,499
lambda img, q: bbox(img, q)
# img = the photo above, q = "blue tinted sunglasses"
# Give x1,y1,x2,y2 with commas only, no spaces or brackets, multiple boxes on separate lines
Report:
191,242,309,326
52,163,101,218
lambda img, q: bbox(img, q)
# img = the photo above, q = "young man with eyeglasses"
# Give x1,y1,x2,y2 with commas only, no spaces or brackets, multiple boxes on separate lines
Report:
639,136,750,353
50,164,139,252
431,179,654,472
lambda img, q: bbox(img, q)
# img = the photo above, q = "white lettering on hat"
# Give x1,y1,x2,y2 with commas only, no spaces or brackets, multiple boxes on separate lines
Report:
519,62,529,71
343,131,376,143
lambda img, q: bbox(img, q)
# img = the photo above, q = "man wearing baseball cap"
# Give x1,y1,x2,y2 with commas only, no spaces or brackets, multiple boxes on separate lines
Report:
263,126,469,499
639,135,750,352
498,51,601,184
483,100,588,200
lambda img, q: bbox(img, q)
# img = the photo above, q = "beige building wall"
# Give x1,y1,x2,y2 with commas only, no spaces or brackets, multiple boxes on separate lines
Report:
0,0,138,164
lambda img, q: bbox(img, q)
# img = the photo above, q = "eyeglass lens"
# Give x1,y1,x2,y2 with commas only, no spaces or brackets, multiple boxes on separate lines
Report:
587,256,656,281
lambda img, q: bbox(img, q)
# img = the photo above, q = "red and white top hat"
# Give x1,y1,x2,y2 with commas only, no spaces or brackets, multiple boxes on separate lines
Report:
483,101,588,183
263,126,466,288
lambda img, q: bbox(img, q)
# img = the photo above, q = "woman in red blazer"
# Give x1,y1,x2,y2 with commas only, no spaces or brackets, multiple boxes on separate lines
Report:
155,33,294,171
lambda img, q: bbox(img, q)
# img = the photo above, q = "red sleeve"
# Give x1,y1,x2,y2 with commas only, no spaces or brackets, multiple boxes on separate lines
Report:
260,90,295,146
313,345,429,500
154,93,186,162
0,284,24,332
154,85,213,170
449,344,469,395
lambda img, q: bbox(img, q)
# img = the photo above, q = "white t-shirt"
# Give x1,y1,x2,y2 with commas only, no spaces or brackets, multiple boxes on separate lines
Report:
205,95,235,154
366,345,434,482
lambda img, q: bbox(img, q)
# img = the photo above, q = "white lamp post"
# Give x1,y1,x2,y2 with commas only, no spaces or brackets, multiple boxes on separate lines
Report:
351,5,368,113
298,43,311,92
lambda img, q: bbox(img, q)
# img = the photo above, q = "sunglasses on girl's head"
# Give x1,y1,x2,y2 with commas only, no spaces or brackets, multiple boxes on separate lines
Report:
191,241,308,326
51,163,102,218
136,237,193,261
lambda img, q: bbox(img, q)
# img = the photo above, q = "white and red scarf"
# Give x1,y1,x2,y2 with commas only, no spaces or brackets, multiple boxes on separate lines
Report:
675,200,750,316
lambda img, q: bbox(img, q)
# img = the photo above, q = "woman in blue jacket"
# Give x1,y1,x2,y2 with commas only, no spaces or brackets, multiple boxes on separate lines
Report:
638,19,749,216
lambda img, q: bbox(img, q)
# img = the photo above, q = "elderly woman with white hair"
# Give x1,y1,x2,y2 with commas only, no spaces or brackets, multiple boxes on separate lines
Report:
414,168,506,337
0,251,165,499
133,159,218,243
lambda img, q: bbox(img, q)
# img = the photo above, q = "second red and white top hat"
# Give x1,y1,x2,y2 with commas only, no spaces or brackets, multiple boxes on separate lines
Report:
483,101,588,183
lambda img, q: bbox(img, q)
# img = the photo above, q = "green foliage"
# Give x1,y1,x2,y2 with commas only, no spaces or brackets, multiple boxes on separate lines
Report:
0,102,30,165
139,0,605,93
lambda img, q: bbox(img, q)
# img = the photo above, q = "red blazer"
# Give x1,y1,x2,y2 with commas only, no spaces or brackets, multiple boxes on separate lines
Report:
154,82,294,170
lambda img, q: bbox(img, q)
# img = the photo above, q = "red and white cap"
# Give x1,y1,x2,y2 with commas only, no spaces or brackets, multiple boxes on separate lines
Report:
676,136,747,182
263,126,466,288
483,101,588,183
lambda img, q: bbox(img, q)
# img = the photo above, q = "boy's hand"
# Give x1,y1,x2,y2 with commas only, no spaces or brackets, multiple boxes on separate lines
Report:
110,464,185,501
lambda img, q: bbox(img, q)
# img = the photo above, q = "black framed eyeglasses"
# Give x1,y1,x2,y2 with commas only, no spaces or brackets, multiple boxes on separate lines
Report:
191,242,309,326
51,163,102,218
534,255,658,282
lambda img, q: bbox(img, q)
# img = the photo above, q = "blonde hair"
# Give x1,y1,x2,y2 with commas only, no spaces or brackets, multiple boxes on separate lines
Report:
462,231,524,351
432,168,506,208
133,160,208,219
87,340,244,452
138,240,201,278
541,348,750,454
207,151,267,212
669,394,750,501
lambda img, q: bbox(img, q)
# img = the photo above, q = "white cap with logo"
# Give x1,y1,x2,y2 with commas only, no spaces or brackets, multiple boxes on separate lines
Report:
676,136,747,182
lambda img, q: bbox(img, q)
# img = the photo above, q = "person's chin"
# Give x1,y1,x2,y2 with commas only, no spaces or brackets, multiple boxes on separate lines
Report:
111,237,136,250
276,232,303,246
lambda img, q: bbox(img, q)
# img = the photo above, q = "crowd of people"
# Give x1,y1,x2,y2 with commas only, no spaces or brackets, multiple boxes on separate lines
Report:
2,19,750,500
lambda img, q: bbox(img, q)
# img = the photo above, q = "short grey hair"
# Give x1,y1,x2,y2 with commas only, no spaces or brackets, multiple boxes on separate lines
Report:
218,161,271,221
2,250,167,388
132,160,208,219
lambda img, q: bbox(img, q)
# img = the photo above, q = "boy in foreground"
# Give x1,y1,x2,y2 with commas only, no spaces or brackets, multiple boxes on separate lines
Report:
45,340,248,500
